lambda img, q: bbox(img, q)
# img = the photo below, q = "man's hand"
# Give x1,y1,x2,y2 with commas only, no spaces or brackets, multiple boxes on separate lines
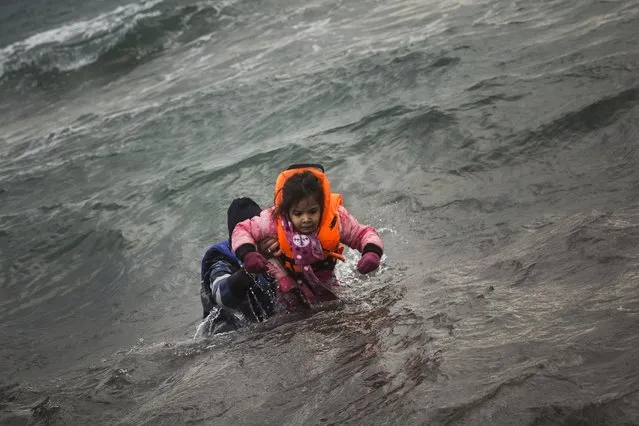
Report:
257,237,281,258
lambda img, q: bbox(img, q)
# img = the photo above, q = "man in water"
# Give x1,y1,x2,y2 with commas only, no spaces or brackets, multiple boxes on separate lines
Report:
200,197,281,334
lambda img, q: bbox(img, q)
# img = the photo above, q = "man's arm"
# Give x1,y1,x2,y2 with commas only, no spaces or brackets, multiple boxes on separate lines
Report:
205,256,255,313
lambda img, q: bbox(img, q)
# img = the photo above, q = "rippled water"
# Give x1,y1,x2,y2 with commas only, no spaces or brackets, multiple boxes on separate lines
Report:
1,0,638,424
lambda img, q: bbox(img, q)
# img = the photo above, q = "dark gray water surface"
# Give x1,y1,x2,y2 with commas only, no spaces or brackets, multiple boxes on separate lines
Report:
1,0,638,424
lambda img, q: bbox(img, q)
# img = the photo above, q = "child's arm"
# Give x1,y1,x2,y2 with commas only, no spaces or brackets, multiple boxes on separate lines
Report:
231,207,277,259
338,205,384,256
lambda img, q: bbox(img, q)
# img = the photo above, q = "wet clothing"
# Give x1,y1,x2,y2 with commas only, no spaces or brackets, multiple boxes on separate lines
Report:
200,240,276,322
232,205,384,285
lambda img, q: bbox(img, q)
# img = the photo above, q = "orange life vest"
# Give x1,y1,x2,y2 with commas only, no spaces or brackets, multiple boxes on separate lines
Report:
275,166,345,273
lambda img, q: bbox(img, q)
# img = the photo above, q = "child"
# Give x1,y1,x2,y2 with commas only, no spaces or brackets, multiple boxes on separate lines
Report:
232,164,383,302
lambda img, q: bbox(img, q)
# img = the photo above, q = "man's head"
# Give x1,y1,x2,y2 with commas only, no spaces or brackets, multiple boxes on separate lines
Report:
227,197,261,241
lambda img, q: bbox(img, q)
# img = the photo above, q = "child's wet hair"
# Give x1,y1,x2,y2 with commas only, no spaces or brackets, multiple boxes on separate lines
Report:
275,171,324,218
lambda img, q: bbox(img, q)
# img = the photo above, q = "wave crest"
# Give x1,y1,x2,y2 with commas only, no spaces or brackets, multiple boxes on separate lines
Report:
0,0,229,87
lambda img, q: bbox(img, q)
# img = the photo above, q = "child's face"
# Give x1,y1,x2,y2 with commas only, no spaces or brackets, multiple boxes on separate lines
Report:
288,196,321,234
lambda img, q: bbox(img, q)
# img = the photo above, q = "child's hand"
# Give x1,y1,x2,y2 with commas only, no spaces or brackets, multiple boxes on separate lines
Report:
357,252,380,274
243,252,269,274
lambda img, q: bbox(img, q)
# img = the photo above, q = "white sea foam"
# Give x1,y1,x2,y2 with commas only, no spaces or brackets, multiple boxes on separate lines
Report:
0,0,164,78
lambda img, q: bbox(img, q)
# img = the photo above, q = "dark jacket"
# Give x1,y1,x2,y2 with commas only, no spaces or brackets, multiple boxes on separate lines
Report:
200,240,276,321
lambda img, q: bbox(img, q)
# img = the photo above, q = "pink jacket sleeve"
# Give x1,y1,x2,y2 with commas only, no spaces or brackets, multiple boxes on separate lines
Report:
231,207,278,253
338,205,384,253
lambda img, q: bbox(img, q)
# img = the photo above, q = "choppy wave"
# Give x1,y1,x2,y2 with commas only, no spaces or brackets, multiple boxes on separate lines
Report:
1,0,639,423
0,0,232,88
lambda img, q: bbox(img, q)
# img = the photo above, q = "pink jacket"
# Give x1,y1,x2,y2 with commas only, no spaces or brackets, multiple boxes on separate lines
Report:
231,205,383,254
